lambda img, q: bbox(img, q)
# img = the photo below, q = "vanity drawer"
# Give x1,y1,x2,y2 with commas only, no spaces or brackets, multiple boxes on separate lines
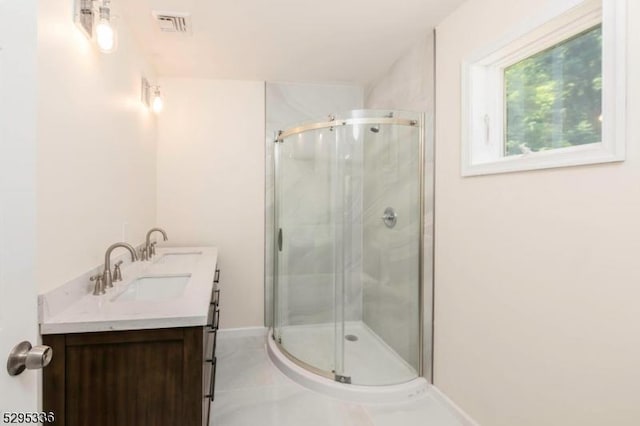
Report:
204,309,219,376
212,287,221,306
202,356,217,426
203,285,221,425
204,307,219,356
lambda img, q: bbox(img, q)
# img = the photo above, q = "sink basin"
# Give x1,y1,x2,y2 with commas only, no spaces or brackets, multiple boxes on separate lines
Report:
113,274,191,302
153,251,203,265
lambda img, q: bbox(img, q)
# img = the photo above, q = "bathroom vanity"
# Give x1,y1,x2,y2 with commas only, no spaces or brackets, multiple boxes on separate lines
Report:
39,247,220,426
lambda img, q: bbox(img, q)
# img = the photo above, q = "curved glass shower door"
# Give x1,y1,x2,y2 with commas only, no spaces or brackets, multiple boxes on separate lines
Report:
273,110,423,386
273,126,345,379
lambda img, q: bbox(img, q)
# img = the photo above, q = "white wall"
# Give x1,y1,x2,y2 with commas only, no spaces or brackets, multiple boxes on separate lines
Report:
434,1,640,425
365,34,435,378
37,0,158,293
365,34,435,113
157,78,265,329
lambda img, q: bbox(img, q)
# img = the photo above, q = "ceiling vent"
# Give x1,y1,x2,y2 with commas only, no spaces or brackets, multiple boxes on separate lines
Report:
152,11,192,34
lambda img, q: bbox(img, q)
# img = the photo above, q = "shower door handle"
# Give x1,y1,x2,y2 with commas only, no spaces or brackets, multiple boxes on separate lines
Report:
278,228,283,252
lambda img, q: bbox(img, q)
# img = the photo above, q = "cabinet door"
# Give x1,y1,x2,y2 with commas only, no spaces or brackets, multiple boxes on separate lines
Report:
66,339,184,425
43,328,204,426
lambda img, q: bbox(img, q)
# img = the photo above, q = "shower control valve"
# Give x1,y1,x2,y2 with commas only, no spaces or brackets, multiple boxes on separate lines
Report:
382,207,397,228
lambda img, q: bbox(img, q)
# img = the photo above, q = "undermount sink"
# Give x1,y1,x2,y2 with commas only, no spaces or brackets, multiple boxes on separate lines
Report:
153,251,203,265
113,274,191,302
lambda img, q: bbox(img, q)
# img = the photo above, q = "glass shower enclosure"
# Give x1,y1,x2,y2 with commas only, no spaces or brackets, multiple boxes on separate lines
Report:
272,110,424,386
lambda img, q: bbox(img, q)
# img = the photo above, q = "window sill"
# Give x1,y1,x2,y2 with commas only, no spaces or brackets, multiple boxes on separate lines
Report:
462,142,625,177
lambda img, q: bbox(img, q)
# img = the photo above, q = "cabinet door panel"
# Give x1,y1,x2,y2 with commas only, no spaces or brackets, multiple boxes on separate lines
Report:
65,340,183,426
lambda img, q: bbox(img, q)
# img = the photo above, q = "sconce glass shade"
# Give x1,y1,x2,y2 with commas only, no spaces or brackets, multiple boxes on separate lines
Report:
96,3,116,53
96,19,115,52
152,88,164,113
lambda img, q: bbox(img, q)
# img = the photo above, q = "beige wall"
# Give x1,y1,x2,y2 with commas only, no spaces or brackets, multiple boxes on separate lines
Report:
434,0,640,425
157,78,265,329
365,33,435,113
37,0,158,293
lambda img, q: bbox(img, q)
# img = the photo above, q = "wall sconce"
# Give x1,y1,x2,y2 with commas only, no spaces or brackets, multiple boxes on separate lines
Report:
141,78,163,114
74,0,117,54
96,0,116,53
141,77,151,107
151,87,164,113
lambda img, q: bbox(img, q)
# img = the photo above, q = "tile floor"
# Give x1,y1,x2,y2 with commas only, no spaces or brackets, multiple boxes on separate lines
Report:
211,332,464,426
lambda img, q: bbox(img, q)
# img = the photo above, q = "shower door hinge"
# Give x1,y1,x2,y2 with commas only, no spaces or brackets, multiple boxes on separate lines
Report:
334,374,351,384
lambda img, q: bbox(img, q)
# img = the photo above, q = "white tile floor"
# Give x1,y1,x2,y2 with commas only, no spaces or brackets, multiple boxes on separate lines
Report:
211,332,464,426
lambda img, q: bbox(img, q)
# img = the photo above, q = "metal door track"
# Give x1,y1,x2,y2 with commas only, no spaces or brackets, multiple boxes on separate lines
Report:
334,374,351,384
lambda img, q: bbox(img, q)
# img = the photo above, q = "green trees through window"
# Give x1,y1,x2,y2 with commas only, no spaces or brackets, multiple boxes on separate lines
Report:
505,25,602,156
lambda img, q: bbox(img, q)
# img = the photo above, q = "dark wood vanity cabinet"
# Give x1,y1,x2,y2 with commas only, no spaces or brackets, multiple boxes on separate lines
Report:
43,281,221,426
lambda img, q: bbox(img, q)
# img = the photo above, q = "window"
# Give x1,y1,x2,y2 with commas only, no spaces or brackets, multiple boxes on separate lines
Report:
505,25,602,156
462,0,626,176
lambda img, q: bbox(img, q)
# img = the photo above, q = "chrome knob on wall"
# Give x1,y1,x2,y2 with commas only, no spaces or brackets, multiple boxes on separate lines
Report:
7,341,53,376
382,207,397,228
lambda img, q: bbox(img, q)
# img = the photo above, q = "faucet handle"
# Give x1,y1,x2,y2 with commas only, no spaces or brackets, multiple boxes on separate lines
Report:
140,246,148,261
90,274,105,296
150,241,157,256
113,260,123,282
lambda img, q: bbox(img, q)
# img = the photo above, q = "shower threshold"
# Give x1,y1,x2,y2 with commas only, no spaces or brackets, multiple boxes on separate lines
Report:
268,322,428,403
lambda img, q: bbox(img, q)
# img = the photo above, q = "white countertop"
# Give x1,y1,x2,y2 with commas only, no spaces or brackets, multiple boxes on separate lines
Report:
39,246,218,335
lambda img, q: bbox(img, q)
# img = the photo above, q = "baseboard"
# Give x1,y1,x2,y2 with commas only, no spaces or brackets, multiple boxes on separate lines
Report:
430,386,480,426
217,326,268,338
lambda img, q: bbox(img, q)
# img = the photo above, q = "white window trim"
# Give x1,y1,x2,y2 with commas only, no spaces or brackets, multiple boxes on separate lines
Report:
461,0,627,177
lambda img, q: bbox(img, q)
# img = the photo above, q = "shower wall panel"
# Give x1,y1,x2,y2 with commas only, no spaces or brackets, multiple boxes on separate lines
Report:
362,125,421,371
364,33,435,375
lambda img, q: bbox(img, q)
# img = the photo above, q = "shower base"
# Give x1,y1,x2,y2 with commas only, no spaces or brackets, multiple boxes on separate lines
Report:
267,322,429,403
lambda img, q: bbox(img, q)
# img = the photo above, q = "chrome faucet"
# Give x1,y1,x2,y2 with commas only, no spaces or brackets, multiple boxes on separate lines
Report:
102,242,138,289
145,227,168,259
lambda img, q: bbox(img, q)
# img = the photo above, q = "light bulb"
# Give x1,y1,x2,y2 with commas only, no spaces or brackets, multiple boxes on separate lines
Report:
96,2,116,53
152,89,163,113
96,19,114,52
